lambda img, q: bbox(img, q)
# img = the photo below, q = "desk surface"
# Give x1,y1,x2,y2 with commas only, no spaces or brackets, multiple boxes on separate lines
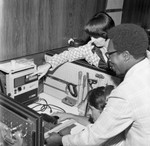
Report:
29,92,85,137
29,92,79,114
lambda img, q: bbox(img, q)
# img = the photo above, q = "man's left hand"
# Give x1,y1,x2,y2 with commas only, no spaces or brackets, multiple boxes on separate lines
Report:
45,132,62,146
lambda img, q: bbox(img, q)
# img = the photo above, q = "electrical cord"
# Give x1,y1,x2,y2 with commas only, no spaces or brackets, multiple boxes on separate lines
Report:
31,98,66,113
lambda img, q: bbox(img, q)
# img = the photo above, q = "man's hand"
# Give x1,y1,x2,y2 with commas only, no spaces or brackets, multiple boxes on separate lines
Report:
31,63,51,79
52,112,74,123
45,132,62,146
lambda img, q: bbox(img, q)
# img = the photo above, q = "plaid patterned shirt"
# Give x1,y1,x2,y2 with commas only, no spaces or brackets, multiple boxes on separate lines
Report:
62,58,150,146
45,43,107,70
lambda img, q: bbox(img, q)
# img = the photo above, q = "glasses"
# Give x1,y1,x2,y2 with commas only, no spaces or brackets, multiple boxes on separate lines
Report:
105,51,118,60
105,51,118,70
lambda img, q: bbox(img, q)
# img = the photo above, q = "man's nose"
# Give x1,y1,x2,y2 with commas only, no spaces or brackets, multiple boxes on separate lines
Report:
86,109,92,116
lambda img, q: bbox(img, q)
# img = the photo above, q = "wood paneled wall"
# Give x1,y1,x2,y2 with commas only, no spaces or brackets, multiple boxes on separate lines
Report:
122,0,150,29
0,0,106,61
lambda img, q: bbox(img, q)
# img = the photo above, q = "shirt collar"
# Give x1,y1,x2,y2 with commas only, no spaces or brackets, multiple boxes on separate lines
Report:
125,58,149,79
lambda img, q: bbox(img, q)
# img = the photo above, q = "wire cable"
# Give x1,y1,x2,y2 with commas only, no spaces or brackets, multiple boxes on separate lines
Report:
31,98,66,113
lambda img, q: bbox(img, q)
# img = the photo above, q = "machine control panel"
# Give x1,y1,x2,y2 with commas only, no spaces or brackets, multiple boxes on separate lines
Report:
0,59,39,105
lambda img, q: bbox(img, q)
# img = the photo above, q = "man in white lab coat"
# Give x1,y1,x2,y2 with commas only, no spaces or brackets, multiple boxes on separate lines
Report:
45,24,150,146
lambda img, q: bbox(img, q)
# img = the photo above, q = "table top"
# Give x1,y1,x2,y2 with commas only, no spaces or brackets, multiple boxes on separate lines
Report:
29,92,85,137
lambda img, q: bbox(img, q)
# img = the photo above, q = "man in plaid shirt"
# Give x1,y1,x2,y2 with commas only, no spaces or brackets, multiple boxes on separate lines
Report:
33,12,115,79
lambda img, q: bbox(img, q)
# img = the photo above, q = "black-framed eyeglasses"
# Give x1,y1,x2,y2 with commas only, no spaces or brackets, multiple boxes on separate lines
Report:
105,51,118,60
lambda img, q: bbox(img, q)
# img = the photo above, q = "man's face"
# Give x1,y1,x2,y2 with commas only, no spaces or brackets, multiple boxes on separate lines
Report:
90,37,106,47
106,40,126,75
87,105,101,122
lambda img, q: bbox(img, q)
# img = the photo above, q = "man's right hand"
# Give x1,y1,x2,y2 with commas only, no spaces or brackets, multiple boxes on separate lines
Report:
31,63,51,79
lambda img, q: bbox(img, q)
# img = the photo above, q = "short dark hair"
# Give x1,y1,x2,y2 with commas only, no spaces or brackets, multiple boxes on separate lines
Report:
84,11,115,39
108,23,149,58
87,85,114,110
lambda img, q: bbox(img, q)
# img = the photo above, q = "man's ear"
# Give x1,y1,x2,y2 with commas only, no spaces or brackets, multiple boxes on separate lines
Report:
122,51,130,62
